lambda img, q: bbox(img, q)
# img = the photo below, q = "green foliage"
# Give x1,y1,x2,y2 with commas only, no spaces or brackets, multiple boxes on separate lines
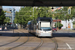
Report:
55,22,63,28
4,17,10,23
14,7,51,26
0,10,6,25
53,6,75,21
73,21,75,24
14,7,33,26
33,7,50,18
71,6,75,19
14,6,75,27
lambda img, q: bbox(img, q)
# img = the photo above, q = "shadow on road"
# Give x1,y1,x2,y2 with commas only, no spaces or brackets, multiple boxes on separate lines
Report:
0,32,75,37
53,33,75,37
0,32,35,37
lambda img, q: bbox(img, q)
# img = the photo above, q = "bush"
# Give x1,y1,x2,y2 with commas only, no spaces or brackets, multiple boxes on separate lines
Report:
55,22,63,29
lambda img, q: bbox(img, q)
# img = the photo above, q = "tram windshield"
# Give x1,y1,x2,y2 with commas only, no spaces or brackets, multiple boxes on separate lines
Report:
40,27,51,30
39,21,52,30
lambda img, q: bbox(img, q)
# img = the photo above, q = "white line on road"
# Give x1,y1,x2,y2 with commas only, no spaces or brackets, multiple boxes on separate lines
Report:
58,48,74,49
66,43,72,50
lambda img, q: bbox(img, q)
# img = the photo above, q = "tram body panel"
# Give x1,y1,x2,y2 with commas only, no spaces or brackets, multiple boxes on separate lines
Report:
36,30,52,37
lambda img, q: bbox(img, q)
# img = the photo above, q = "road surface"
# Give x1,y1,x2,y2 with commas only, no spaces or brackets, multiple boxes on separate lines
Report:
0,29,75,50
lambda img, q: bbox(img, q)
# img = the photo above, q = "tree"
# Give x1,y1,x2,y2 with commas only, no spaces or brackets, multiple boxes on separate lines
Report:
14,7,33,28
71,6,75,19
0,10,6,25
14,7,50,25
15,6,73,28
4,17,10,23
19,7,33,25
55,22,63,29
14,11,20,24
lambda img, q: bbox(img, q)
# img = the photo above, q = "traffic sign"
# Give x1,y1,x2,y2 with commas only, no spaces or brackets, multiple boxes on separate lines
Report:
68,8,71,14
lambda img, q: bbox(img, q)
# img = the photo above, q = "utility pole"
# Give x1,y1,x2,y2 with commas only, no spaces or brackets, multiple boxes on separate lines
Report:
10,8,15,26
33,7,34,18
12,8,13,25
10,8,15,34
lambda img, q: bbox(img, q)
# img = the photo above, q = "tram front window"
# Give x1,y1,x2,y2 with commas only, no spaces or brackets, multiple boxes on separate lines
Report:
40,27,52,31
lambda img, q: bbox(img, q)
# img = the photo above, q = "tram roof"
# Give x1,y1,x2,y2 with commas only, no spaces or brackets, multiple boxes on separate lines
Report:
37,17,52,19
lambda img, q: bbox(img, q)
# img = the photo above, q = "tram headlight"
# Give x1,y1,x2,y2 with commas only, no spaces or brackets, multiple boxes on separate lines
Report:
39,31,43,33
36,31,40,33
48,31,52,33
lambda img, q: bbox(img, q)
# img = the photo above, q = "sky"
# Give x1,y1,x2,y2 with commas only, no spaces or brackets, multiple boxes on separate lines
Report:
2,6,21,12
2,6,63,12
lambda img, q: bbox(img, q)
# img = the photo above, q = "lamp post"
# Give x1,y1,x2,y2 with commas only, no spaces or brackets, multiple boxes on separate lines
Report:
33,7,34,18
38,8,41,17
10,8,15,34
10,8,15,26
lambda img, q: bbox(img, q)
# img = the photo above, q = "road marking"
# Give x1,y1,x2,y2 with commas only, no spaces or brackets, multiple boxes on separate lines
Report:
66,43,72,50
58,48,74,49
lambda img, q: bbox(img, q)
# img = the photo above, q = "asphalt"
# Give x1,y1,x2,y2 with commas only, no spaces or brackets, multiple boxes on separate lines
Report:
0,29,75,50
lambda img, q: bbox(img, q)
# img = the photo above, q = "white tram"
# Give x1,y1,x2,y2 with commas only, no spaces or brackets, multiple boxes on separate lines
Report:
28,17,53,37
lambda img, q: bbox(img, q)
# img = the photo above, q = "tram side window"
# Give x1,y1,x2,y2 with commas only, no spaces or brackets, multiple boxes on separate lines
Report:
29,22,31,29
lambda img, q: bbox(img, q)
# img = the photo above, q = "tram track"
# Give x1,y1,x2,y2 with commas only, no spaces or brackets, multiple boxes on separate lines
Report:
55,37,74,50
8,30,29,50
33,37,58,50
10,30,38,50
0,30,21,47
50,38,58,50
9,30,43,50
0,29,29,50
0,29,58,50
33,38,44,50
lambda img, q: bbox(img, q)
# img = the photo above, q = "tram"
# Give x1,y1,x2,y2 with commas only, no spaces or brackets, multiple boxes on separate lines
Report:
28,17,53,37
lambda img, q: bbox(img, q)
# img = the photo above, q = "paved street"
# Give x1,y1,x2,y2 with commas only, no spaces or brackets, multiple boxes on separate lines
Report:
0,29,75,50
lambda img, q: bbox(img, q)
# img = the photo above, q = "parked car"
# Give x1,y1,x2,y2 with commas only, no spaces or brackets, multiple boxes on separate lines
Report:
52,27,57,32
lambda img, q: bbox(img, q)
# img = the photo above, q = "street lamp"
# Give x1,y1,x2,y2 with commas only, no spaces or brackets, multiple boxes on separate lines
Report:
10,8,15,25
10,8,15,34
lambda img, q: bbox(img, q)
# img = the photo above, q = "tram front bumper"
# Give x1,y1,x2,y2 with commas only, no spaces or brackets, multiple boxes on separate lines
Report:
38,33,52,37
